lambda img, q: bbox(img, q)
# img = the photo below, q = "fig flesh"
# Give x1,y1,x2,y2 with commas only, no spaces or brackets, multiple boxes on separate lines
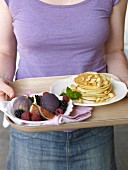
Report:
29,104,40,115
37,105,55,120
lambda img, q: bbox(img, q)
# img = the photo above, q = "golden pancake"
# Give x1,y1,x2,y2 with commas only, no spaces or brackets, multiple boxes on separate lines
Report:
70,72,115,103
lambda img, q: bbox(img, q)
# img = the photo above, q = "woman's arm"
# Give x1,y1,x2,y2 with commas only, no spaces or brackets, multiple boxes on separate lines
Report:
105,0,128,86
0,0,17,100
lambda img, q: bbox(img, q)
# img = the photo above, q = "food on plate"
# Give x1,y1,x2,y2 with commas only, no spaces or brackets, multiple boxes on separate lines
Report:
60,87,82,100
62,96,70,103
55,108,64,116
31,114,42,121
40,93,60,112
37,106,55,119
59,100,68,112
14,109,24,118
21,111,32,121
13,92,69,121
70,72,115,103
29,104,40,115
13,96,32,111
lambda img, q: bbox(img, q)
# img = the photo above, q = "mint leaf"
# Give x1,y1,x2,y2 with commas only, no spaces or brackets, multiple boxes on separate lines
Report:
70,91,82,100
60,92,67,96
60,87,82,100
66,87,73,97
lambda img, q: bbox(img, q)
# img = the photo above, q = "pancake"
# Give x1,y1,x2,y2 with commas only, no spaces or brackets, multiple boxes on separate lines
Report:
70,72,115,103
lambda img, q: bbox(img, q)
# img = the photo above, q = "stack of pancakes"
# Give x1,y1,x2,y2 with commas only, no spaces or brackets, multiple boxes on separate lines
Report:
70,72,115,103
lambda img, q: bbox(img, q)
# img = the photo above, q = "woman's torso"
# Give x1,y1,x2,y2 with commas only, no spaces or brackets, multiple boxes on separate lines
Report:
5,0,118,79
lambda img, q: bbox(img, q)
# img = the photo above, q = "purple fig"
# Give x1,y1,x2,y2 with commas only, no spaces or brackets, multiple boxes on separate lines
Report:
13,96,32,112
40,93,60,113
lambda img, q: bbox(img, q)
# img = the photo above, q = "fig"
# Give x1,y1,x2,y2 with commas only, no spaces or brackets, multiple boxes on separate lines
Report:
29,104,40,115
35,95,41,105
40,93,60,113
28,95,41,105
13,96,32,112
37,105,55,120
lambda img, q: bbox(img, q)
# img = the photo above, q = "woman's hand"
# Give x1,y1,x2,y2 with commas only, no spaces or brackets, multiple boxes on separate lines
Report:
121,78,128,97
122,79,128,88
0,78,15,101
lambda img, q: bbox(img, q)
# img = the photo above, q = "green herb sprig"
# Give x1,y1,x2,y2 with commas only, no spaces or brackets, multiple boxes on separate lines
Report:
60,87,82,100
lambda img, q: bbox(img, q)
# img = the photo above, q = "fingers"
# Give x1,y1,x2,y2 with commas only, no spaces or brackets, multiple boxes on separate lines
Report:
0,79,15,100
121,79,128,97
121,78,128,87
0,92,7,101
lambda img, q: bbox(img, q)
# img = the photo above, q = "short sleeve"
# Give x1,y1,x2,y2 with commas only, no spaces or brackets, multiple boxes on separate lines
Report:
113,0,119,6
4,0,9,6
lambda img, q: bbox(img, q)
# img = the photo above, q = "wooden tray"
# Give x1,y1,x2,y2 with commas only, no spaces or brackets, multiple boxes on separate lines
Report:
7,75,128,132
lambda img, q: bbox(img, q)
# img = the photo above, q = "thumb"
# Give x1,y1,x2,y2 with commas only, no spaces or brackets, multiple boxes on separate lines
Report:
0,81,15,99
121,79,128,97
122,79,128,88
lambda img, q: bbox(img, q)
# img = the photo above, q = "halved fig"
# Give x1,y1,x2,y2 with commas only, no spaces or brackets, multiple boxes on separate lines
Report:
40,93,60,113
37,105,55,120
29,104,40,115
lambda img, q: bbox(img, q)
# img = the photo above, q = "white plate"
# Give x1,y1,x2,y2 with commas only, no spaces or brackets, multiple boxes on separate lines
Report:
50,74,128,107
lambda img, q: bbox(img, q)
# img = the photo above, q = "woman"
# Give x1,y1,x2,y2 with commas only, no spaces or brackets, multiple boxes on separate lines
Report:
0,0,128,170
124,6,128,57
